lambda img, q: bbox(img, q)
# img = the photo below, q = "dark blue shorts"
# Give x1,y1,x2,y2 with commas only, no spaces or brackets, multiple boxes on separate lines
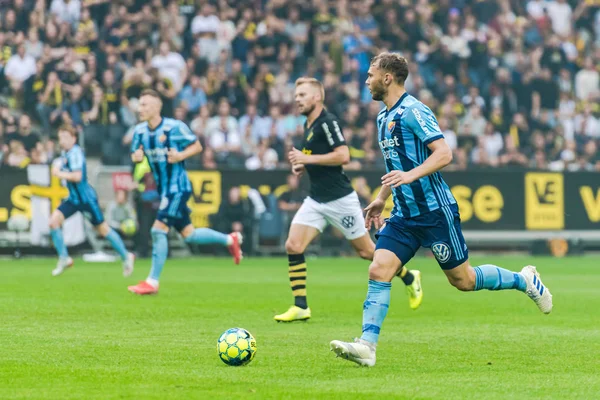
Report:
375,203,468,270
58,199,105,226
157,192,192,232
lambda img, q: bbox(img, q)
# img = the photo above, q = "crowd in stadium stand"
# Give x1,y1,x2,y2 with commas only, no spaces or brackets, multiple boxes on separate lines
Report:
0,0,599,171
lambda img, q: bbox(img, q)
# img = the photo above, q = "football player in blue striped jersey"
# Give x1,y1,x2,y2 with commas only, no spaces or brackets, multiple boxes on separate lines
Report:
330,53,553,367
127,89,242,295
49,125,135,277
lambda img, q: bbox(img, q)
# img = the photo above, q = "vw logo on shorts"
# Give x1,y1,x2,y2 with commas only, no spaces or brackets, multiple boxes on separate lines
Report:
432,242,451,263
341,216,355,229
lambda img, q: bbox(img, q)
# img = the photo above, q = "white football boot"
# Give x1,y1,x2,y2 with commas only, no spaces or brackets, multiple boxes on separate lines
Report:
520,265,553,314
52,257,74,276
122,252,135,277
330,338,376,367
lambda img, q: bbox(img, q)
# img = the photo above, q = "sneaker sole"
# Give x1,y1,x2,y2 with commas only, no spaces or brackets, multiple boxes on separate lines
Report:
274,317,310,323
330,342,373,367
127,289,158,296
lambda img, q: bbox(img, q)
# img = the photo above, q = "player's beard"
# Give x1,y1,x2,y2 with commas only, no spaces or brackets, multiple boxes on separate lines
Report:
370,80,386,101
299,103,316,116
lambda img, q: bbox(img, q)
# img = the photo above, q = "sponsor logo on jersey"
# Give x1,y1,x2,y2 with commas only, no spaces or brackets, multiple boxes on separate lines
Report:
146,147,169,162
378,136,401,160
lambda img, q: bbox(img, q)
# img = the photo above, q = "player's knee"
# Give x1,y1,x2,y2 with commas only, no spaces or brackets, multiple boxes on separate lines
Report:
448,275,475,292
285,238,305,255
49,216,61,230
368,261,391,281
96,223,110,237
151,227,168,241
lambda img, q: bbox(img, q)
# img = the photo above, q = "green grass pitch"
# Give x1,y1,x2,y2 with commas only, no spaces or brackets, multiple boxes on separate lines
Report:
1,256,599,399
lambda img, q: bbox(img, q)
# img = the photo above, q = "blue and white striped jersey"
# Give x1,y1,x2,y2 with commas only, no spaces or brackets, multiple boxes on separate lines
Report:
376,93,456,218
130,118,197,196
61,144,98,205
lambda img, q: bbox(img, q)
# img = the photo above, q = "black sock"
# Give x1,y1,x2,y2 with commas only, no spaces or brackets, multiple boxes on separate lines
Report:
397,267,415,285
288,253,307,309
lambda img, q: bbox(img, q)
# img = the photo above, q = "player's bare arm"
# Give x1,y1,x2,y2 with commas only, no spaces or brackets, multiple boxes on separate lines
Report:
288,145,350,166
381,139,453,188
51,167,82,182
167,140,203,164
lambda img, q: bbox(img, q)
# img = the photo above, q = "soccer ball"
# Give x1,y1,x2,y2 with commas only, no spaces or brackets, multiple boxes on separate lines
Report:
120,219,137,236
217,328,257,366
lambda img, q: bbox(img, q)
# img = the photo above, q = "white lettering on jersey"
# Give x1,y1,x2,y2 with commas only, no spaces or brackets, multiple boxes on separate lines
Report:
411,108,430,135
378,136,400,160
332,121,344,143
146,147,168,162
322,122,334,146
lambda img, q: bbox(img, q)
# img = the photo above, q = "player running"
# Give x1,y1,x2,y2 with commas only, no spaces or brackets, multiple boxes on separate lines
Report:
330,53,553,366
49,125,135,276
274,77,423,323
127,89,242,295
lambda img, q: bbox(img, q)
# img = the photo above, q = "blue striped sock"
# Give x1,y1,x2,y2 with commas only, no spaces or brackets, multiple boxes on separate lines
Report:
473,264,526,292
149,228,169,281
50,228,68,259
360,280,392,344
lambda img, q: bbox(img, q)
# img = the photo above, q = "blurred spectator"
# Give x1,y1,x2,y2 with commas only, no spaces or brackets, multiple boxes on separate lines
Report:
499,135,528,167
106,189,137,234
215,186,254,253
50,0,81,28
5,45,36,94
5,115,41,154
178,75,207,117
459,105,487,138
0,0,596,174
575,57,600,101
151,41,187,91
278,174,303,215
245,138,279,170
206,99,238,139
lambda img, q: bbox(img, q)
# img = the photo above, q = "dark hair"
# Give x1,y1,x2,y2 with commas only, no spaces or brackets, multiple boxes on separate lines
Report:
140,88,161,99
371,52,409,85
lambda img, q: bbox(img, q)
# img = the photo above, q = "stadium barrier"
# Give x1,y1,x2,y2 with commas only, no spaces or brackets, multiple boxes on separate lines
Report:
1,167,599,254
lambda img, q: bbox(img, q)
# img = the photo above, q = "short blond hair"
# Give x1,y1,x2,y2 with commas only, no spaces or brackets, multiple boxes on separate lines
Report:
295,77,325,102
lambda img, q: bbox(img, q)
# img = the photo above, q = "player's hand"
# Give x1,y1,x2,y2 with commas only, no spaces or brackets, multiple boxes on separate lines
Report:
292,163,305,176
288,148,309,165
51,165,62,178
364,198,385,230
132,145,144,163
381,170,416,188
167,148,182,163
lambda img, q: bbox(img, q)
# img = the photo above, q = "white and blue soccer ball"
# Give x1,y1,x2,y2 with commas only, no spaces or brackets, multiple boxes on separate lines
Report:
217,328,257,366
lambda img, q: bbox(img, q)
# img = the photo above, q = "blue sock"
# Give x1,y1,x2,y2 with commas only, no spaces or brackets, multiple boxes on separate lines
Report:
105,228,128,260
50,228,69,259
473,264,526,292
360,280,392,345
149,228,169,281
184,228,229,246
